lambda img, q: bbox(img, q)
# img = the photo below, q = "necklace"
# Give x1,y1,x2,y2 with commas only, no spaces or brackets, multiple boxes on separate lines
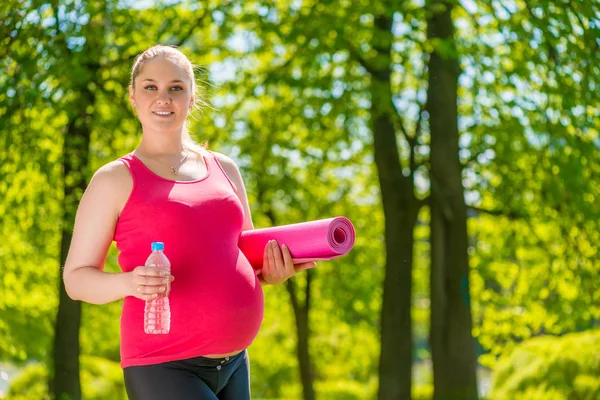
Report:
138,147,189,176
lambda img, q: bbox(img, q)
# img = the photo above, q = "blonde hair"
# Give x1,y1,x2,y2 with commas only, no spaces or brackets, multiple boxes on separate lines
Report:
130,44,208,152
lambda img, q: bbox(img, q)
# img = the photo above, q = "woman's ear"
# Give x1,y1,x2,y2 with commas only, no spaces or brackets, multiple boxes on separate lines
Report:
129,85,136,107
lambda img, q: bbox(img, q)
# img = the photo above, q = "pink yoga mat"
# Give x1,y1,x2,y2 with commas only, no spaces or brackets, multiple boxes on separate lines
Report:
238,216,356,270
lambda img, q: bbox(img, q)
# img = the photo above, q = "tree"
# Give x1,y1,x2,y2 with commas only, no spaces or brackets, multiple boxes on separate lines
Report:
426,1,479,398
49,2,106,397
455,0,600,365
44,2,217,397
367,7,421,400
202,1,429,397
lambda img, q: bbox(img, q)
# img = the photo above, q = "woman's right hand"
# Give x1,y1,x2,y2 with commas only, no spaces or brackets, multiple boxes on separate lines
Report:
126,266,174,301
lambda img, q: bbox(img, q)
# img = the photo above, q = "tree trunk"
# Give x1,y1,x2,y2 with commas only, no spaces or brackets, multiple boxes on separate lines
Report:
370,13,420,400
261,198,315,400
50,14,100,394
426,2,479,399
287,274,315,400
51,112,93,400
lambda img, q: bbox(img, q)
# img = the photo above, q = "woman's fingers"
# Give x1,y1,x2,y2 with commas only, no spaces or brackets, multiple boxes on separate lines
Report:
294,261,317,272
268,241,278,276
262,240,282,284
261,240,316,285
138,274,170,286
131,266,173,299
270,241,283,275
136,284,166,300
135,266,170,278
262,240,272,275
280,244,296,275
271,241,293,279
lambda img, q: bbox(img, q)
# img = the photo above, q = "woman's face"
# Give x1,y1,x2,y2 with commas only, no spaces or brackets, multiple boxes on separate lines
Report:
129,56,194,134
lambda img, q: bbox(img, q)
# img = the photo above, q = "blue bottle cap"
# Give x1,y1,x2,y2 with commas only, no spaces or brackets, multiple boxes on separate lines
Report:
151,242,164,251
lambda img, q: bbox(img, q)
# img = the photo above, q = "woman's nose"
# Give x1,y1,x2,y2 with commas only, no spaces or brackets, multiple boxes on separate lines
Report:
155,90,171,105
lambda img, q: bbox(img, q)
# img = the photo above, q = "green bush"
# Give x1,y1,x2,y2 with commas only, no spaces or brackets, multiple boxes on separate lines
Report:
80,356,126,400
282,380,429,400
6,355,126,400
315,378,377,400
5,363,49,400
490,329,600,400
413,384,433,400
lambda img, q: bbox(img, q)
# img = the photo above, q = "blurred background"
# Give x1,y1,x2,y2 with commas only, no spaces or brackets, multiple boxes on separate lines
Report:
1,0,599,399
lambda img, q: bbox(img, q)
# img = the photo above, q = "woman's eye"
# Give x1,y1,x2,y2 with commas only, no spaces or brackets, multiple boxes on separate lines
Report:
142,85,184,91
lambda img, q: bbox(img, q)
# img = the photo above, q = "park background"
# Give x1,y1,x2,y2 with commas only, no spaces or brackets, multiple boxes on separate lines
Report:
1,0,599,399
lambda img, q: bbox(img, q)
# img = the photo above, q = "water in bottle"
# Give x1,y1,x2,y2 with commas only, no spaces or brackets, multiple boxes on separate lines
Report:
144,241,171,334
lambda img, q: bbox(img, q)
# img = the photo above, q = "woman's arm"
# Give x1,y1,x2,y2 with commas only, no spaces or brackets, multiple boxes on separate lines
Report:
63,161,170,304
213,152,315,285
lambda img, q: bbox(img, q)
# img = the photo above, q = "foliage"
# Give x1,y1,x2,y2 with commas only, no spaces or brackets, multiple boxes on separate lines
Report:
489,330,600,400
315,378,378,400
414,384,433,400
6,355,125,400
5,363,48,400
455,0,600,363
1,0,598,398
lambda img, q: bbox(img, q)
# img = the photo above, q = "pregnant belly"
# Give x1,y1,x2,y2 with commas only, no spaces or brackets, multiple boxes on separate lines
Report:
120,273,264,363
120,253,265,364
174,283,264,339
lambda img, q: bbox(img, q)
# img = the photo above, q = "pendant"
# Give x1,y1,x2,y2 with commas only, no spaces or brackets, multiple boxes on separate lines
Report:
170,167,177,175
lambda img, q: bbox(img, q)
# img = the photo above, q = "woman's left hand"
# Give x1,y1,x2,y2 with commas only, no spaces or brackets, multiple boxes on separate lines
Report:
259,240,316,285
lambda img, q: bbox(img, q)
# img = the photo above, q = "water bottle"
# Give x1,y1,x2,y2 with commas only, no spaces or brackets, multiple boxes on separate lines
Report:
144,242,171,334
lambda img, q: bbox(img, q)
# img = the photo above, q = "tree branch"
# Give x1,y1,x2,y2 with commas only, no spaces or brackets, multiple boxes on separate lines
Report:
222,2,323,107
413,51,429,141
524,2,559,66
343,38,379,76
171,7,211,47
392,100,420,175
98,6,211,70
304,268,311,310
467,205,527,220
286,277,299,309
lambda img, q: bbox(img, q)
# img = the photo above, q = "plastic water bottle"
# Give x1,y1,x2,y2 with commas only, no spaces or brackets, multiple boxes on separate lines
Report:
144,242,171,334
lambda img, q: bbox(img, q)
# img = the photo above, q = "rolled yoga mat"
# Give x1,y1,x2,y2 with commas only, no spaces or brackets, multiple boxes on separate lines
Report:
238,216,356,270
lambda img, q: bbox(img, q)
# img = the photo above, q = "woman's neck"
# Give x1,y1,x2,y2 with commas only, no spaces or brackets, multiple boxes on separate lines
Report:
138,128,185,155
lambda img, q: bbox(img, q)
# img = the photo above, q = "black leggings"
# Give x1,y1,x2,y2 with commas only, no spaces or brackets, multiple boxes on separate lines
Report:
123,350,250,400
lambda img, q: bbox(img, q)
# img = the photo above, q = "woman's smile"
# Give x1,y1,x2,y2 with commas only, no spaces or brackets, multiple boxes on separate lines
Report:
152,110,175,118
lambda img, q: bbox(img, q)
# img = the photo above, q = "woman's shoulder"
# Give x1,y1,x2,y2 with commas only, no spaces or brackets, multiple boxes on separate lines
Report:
82,158,133,215
95,158,131,180
205,150,245,193
208,150,238,169
88,158,133,194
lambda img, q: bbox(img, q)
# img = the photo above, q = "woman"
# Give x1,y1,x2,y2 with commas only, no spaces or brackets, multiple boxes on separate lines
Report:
63,44,315,400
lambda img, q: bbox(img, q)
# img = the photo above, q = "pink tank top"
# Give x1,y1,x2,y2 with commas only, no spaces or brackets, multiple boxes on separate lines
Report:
114,151,264,368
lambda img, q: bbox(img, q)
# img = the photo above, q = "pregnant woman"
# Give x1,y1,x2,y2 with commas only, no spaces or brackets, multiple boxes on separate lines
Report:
62,44,315,400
